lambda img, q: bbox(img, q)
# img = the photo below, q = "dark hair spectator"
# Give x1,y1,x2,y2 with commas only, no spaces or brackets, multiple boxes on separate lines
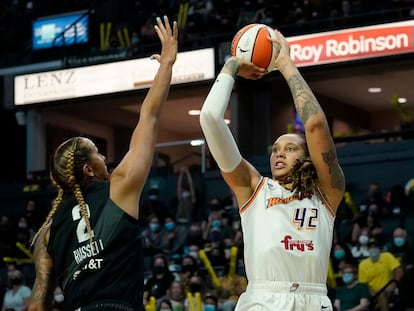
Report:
143,253,175,306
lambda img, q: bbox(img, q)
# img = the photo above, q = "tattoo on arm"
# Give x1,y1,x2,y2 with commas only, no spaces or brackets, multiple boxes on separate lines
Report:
30,230,55,307
287,74,322,123
288,73,345,193
322,149,345,191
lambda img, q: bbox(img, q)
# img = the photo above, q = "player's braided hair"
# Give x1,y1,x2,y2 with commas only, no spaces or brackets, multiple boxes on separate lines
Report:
289,157,317,195
31,137,94,247
283,133,318,196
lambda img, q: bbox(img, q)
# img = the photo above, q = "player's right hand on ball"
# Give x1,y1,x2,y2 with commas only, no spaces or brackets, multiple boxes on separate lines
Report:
270,30,293,69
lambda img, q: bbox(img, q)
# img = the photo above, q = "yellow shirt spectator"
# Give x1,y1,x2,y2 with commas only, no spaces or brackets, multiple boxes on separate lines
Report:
358,250,400,293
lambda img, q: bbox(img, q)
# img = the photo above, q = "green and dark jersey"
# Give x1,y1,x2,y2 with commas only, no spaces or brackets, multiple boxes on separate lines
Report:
48,181,144,310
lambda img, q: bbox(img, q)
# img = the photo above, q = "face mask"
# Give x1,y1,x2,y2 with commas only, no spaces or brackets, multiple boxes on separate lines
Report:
181,191,191,199
189,232,202,243
54,294,64,303
210,230,221,242
182,264,195,274
169,264,181,272
342,273,354,285
359,235,369,245
394,237,405,247
210,255,223,266
188,251,199,260
369,248,381,262
165,222,175,231
204,305,216,311
189,283,201,293
154,265,165,274
212,220,221,229
10,277,23,285
149,223,160,232
334,250,345,260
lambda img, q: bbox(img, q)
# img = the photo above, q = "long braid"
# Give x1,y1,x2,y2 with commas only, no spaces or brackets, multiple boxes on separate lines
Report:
30,177,63,247
66,139,94,248
73,184,94,248
31,137,95,249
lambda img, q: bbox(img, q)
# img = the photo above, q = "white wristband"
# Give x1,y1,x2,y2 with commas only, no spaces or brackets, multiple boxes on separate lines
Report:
200,73,242,173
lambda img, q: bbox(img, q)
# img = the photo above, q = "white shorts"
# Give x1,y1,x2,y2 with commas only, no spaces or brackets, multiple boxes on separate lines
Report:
234,281,333,311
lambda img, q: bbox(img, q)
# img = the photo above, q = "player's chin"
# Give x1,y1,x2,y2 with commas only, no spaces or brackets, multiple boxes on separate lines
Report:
272,169,288,179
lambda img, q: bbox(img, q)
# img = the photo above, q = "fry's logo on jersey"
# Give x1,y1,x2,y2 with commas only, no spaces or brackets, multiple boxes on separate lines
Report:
280,235,314,251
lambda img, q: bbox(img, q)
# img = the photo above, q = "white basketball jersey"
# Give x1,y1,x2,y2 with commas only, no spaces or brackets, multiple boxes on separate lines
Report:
240,177,335,284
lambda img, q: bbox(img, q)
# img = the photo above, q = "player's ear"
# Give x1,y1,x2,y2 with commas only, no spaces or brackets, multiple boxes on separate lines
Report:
83,164,94,176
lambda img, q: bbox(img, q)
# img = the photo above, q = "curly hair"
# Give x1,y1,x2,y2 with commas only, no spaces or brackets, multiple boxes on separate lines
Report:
289,157,318,195
31,137,94,247
282,134,318,196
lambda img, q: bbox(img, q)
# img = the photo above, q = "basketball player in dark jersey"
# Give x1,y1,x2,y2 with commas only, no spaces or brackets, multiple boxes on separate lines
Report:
28,15,178,311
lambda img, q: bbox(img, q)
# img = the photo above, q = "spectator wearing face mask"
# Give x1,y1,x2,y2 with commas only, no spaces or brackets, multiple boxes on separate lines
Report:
334,264,370,311
156,298,173,311
142,214,168,273
176,166,197,225
351,213,384,245
327,242,356,301
201,198,224,238
179,255,199,293
203,213,225,247
143,214,168,257
143,253,175,307
384,227,414,310
203,293,219,311
140,187,170,225
358,238,404,311
183,275,205,311
2,268,32,311
358,182,389,217
52,286,64,311
351,228,371,262
384,227,414,267
184,223,206,249
162,214,189,256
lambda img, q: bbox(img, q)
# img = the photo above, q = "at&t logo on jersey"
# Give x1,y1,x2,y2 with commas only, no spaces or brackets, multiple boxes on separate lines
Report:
280,235,314,251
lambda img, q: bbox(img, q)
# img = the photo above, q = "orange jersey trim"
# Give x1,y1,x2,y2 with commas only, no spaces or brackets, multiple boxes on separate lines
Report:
240,177,266,214
315,186,335,218
239,177,335,218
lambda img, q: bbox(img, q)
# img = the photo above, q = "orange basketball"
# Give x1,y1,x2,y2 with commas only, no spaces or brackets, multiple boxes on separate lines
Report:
231,23,280,72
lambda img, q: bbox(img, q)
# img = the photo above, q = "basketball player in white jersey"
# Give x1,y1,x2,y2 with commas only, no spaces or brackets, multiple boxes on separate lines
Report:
199,30,345,310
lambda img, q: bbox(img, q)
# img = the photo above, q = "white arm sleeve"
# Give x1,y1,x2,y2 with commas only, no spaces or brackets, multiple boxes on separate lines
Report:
200,73,242,173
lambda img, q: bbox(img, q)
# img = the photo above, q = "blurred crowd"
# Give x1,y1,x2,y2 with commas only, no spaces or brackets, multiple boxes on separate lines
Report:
1,0,414,67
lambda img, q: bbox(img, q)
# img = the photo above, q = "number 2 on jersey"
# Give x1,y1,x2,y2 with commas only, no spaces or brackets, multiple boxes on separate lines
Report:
72,204,95,243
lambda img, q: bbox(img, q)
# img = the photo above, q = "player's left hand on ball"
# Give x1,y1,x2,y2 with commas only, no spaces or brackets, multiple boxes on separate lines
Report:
238,59,267,80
